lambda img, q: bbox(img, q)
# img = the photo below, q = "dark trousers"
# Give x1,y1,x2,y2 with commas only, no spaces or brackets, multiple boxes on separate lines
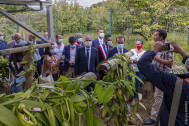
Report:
52,74,59,81
59,63,64,75
35,60,42,78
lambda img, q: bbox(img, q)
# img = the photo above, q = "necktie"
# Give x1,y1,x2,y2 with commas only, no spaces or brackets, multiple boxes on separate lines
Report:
86,49,89,71
120,49,123,54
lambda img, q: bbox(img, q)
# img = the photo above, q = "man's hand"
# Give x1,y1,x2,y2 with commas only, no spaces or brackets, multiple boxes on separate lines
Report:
152,41,163,53
69,61,73,64
168,41,187,58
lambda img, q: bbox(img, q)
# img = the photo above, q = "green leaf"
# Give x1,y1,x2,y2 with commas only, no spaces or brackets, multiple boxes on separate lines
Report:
136,113,143,122
0,105,21,126
93,115,105,126
103,85,114,104
17,71,26,77
121,80,134,96
58,76,70,81
139,102,146,111
86,107,93,126
133,102,138,114
70,95,86,102
20,61,28,65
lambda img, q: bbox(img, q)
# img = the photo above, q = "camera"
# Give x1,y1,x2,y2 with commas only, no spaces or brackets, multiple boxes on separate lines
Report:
159,43,170,51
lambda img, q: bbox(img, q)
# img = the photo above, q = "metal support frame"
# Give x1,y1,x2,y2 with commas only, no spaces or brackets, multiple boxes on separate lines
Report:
46,0,54,43
0,0,54,43
109,7,112,35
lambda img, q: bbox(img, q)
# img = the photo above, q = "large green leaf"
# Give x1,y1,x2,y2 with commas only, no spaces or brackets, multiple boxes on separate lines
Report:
102,85,114,104
86,107,93,126
93,115,105,126
0,105,21,126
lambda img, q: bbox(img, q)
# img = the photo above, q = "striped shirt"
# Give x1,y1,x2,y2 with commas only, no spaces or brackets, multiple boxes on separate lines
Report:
152,41,174,73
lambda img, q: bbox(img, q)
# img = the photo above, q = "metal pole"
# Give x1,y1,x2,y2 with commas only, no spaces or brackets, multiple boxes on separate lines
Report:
109,7,112,35
46,0,54,43
16,24,19,33
55,9,57,36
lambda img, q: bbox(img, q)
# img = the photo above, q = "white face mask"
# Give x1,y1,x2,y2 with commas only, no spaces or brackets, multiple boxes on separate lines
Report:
99,33,104,38
85,41,92,47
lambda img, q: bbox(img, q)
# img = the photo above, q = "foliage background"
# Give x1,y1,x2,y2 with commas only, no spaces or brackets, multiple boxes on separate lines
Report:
0,0,188,62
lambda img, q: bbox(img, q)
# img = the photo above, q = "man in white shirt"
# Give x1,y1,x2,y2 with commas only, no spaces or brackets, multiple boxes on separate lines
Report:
92,28,104,48
54,34,64,75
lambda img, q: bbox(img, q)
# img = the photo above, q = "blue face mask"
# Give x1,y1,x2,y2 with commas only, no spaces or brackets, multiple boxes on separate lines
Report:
70,44,76,48
78,38,83,43
50,49,56,54
107,41,112,46
28,41,33,44
46,37,48,40
58,39,63,44
117,44,124,49
0,36,3,41
17,39,22,43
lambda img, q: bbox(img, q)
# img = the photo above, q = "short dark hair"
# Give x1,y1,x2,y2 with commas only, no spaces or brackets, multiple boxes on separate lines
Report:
155,29,167,40
97,28,103,33
137,40,143,45
29,34,36,39
69,36,76,43
104,35,111,41
45,43,54,56
56,34,63,38
116,36,125,42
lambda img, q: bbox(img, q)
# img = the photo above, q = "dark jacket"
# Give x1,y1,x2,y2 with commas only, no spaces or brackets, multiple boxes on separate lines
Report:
138,50,189,126
97,44,113,63
25,40,45,57
75,46,98,76
107,47,128,59
92,38,103,48
63,44,81,72
0,40,7,50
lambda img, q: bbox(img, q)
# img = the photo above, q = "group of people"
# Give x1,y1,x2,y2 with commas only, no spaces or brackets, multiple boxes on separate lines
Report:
0,28,188,125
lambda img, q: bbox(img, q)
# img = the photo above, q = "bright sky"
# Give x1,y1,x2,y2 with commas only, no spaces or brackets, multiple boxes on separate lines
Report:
53,0,106,7
76,0,106,7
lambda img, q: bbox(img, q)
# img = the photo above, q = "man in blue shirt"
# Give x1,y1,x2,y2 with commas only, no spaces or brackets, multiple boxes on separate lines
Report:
0,32,7,58
107,36,128,59
0,32,7,51
138,41,189,126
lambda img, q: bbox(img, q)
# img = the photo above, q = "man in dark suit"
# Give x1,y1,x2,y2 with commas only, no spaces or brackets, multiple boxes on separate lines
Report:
107,35,128,59
25,34,44,77
75,35,98,76
97,34,113,63
92,28,104,48
63,36,81,78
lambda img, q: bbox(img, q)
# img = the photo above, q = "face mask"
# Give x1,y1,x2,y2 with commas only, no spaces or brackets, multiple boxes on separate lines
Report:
117,44,124,49
85,41,92,47
70,44,76,48
136,45,142,50
0,36,4,41
17,39,22,43
50,49,56,54
107,41,112,46
58,39,63,44
99,33,104,38
78,38,83,43
46,37,48,40
28,41,33,44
